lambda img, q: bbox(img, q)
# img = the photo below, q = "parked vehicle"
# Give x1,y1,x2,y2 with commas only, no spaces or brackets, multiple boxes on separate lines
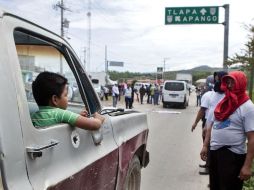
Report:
0,8,149,190
162,80,189,108
134,82,150,91
175,73,192,85
91,79,104,100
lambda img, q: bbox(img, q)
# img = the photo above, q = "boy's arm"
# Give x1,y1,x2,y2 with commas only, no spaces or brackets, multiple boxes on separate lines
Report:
75,112,105,130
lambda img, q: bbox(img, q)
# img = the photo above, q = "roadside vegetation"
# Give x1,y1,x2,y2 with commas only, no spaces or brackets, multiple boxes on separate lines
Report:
243,161,254,190
226,23,254,100
108,70,213,83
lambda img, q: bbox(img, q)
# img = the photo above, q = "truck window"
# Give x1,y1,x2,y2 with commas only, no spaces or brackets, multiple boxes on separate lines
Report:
13,30,86,127
165,82,184,91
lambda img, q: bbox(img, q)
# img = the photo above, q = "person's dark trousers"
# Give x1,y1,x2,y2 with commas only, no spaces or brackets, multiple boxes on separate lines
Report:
196,96,200,106
202,118,206,141
140,95,144,104
130,96,134,108
209,147,246,190
125,97,132,109
147,95,150,103
105,93,108,101
118,93,121,101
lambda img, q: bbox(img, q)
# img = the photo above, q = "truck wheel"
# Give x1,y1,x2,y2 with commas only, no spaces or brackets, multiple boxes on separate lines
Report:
124,155,141,190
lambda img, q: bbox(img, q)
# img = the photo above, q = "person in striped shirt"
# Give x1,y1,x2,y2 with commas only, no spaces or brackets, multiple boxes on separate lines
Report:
31,71,104,130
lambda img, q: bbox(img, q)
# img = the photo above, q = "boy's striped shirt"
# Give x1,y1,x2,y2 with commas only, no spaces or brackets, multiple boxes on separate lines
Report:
31,106,79,127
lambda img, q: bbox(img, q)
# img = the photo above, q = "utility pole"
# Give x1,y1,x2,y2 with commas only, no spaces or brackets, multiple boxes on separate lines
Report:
87,0,91,72
83,47,87,69
60,0,64,37
54,0,70,38
54,0,70,74
105,45,108,84
163,57,170,81
223,4,230,70
105,45,108,73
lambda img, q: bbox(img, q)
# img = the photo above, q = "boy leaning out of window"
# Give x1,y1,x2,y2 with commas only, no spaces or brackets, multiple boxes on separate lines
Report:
31,71,105,129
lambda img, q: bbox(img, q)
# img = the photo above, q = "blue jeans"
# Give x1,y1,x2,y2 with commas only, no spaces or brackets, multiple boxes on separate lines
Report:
125,97,132,109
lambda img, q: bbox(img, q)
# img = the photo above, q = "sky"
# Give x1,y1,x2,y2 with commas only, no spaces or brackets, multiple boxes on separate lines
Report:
0,0,254,73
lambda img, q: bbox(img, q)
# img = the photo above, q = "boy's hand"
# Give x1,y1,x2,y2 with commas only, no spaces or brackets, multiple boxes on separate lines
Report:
80,109,88,117
94,112,105,124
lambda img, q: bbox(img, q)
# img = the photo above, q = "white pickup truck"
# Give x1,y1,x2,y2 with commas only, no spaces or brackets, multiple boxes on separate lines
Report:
0,9,149,190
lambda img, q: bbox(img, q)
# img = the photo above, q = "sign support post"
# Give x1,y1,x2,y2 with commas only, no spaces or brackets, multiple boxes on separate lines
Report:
223,4,229,70
165,5,230,69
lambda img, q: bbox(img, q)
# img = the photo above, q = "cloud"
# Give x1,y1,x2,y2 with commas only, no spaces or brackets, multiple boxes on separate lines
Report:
0,0,254,73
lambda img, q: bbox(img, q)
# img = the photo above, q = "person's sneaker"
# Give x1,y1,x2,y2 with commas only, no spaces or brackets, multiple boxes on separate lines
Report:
199,167,209,175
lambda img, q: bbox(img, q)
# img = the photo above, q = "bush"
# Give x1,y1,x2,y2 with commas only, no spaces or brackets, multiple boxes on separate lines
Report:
243,162,254,190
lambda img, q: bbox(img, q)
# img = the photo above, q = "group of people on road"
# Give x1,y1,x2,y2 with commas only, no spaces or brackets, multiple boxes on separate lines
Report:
111,82,163,109
145,84,161,105
112,83,138,109
192,70,254,190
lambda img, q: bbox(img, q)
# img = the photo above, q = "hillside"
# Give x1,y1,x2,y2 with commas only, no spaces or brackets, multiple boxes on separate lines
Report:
177,65,223,73
109,65,223,82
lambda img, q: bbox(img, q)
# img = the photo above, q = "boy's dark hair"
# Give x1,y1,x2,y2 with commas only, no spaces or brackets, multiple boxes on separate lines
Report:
32,71,68,106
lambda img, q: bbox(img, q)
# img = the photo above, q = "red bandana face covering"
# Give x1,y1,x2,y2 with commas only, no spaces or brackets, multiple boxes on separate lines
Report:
214,71,249,121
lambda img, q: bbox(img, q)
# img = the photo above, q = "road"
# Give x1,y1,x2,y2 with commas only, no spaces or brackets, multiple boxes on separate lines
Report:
102,93,209,189
103,93,209,189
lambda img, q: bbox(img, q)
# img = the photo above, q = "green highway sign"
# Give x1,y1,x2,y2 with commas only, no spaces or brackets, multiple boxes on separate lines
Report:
165,6,219,25
157,67,163,72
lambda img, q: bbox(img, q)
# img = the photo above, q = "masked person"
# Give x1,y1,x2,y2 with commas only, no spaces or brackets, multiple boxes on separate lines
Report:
191,75,214,175
201,71,254,190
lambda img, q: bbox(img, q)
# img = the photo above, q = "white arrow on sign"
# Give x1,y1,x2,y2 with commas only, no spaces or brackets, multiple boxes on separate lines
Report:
200,8,207,15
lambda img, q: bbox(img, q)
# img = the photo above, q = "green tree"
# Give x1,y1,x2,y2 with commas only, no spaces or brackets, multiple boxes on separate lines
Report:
192,71,212,84
227,24,254,99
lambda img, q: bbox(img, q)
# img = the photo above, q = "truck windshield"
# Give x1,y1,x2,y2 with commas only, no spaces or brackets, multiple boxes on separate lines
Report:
165,82,184,91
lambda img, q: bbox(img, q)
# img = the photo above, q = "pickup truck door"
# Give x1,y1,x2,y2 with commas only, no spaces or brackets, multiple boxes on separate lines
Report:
4,14,119,190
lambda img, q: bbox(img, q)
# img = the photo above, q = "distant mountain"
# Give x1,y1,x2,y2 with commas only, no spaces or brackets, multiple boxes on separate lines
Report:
162,65,224,81
176,65,223,73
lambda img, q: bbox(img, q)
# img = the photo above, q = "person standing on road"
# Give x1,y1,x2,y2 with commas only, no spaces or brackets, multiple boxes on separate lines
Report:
196,86,201,106
159,85,163,102
191,75,214,140
130,83,135,109
104,86,109,101
125,84,132,109
193,71,227,184
150,84,155,104
146,84,151,104
200,71,254,190
139,84,146,104
154,84,160,105
112,84,119,107
191,75,214,175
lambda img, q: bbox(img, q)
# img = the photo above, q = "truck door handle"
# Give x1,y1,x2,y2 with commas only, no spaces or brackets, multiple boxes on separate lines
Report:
26,140,59,159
